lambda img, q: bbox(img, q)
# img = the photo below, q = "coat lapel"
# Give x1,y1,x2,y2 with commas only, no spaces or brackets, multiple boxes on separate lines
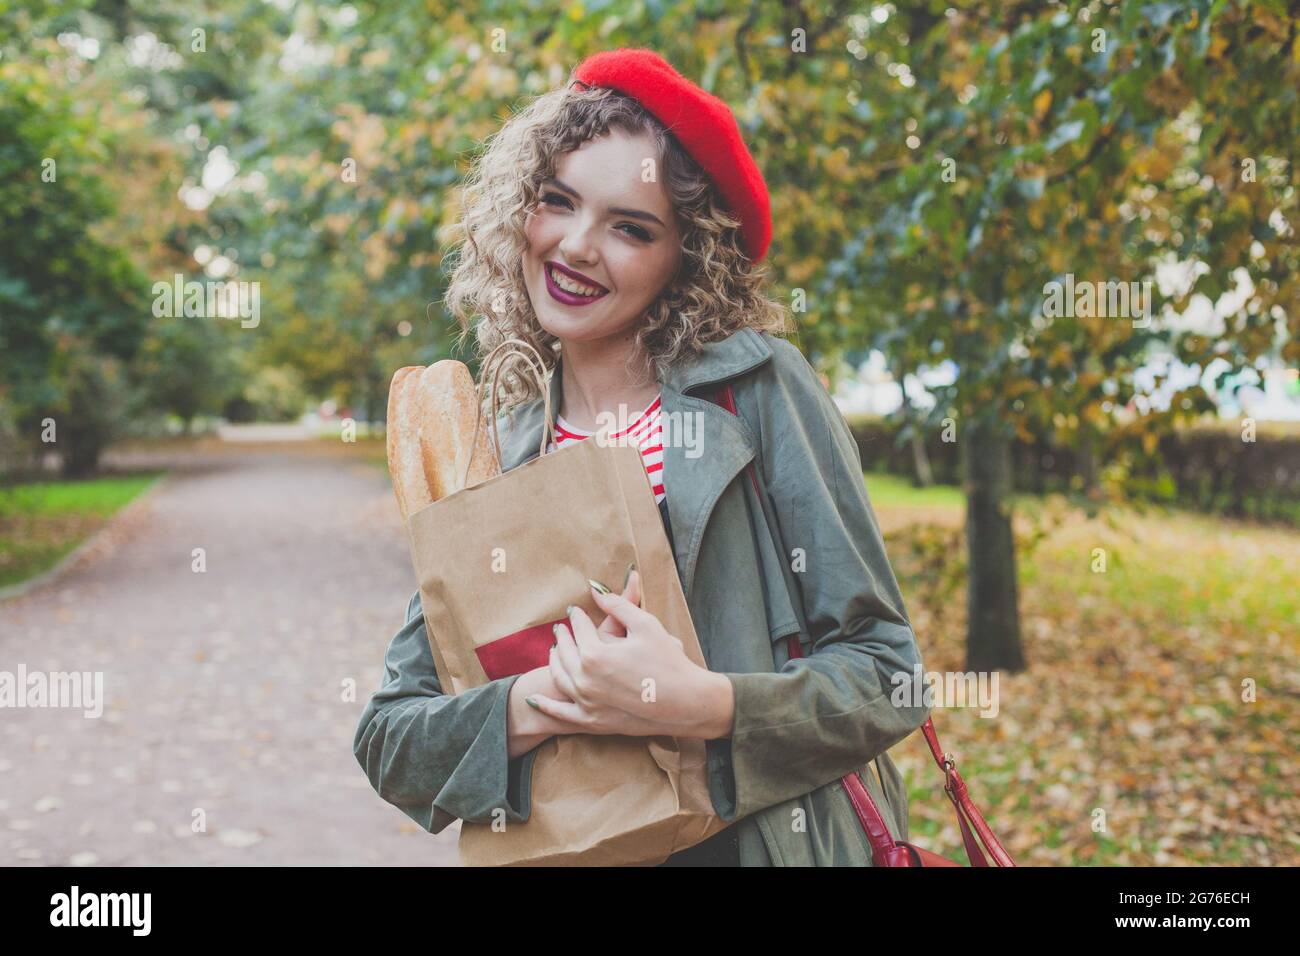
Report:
490,328,775,596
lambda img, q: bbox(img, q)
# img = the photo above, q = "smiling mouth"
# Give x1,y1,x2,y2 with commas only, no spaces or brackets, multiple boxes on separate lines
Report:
545,262,608,298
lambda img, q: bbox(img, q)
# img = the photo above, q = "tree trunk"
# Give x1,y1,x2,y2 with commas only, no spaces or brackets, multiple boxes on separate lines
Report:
909,429,934,488
365,368,382,429
60,438,102,479
893,356,934,487
961,417,1026,672
1078,422,1100,500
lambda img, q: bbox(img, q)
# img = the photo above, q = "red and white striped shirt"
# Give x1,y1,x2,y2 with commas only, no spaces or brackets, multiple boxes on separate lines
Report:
548,394,665,504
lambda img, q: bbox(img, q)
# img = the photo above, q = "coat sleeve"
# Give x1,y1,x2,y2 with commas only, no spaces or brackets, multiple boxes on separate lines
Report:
353,590,542,834
710,337,932,822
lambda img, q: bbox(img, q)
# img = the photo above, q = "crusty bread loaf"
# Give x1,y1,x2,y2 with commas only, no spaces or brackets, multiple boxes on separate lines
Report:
386,360,501,521
386,366,424,521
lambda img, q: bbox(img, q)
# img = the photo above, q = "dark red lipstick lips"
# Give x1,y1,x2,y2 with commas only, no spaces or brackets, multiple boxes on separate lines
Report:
544,260,609,306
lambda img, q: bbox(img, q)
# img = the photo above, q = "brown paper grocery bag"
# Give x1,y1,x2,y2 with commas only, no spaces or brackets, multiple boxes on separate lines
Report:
404,342,729,866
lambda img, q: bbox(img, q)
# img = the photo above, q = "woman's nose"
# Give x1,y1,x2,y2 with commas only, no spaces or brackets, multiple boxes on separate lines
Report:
557,217,600,267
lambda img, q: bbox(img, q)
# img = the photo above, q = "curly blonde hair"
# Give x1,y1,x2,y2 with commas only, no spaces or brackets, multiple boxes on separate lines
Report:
441,76,791,409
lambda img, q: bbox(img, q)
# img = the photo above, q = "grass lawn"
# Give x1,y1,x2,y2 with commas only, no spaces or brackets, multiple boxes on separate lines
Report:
0,473,162,590
867,470,1299,866
864,470,966,508
864,469,1048,513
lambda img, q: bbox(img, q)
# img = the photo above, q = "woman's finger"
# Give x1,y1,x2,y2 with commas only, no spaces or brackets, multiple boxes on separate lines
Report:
567,602,602,657
552,619,583,678
589,584,659,635
596,619,626,641
526,693,588,728
547,642,580,701
595,568,642,641
623,568,642,608
596,601,627,640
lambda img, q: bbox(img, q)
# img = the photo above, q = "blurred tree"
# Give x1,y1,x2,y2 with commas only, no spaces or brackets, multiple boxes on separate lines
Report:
5,0,1295,670
132,316,236,432
244,364,308,422
816,0,1296,669
0,32,150,476
45,337,133,477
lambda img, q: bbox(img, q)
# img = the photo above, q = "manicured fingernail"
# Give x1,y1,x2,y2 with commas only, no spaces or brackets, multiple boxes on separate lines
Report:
552,623,563,637
525,696,540,710
623,563,636,589
588,578,612,595
565,604,576,617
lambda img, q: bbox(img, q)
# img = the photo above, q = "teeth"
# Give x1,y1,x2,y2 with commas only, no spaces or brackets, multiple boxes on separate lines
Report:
549,265,603,297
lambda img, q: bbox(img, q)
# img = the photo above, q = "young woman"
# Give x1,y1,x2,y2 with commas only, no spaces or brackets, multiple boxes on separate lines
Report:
355,48,931,866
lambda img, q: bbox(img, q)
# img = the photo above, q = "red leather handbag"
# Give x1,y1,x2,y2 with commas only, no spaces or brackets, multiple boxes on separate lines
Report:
710,383,1016,867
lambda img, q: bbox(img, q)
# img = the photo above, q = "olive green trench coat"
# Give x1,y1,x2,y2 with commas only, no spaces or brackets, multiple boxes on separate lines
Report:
354,327,932,865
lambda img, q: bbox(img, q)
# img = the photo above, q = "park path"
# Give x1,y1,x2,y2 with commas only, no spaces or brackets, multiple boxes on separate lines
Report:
0,439,460,865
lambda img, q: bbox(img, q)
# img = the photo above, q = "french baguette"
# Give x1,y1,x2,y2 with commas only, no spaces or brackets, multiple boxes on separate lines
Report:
386,360,501,521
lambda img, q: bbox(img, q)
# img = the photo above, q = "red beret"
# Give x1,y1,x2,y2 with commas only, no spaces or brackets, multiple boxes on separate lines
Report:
572,48,772,263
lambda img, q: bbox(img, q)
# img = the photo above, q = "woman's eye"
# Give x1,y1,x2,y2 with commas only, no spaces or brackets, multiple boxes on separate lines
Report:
540,192,649,241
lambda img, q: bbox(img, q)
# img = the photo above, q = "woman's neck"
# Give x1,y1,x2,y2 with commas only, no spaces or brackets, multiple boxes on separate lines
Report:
557,335,660,433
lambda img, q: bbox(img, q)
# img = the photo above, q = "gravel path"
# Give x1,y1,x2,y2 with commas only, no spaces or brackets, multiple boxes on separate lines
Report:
0,441,459,865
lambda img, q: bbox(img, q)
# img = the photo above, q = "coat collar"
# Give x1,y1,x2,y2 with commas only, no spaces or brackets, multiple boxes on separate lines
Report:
491,327,775,596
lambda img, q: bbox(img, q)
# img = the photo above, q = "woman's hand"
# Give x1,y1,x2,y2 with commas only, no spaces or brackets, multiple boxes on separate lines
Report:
526,570,735,740
593,563,642,641
506,665,580,758
507,566,647,756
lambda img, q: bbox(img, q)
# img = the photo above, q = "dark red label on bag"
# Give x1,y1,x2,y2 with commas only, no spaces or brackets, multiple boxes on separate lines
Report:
475,615,569,679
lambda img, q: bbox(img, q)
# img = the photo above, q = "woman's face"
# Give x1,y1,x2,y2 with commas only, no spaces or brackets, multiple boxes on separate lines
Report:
522,129,683,348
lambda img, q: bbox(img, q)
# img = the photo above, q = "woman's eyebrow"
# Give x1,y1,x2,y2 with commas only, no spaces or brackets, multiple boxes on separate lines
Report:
542,177,666,228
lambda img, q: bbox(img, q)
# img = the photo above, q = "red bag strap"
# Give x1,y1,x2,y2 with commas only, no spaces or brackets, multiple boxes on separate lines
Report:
709,382,1015,867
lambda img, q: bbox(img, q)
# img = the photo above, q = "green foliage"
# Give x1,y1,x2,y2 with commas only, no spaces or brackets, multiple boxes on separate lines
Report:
242,364,308,422
0,30,153,473
132,315,238,430
45,338,134,476
824,1,1296,457
2,0,1295,476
